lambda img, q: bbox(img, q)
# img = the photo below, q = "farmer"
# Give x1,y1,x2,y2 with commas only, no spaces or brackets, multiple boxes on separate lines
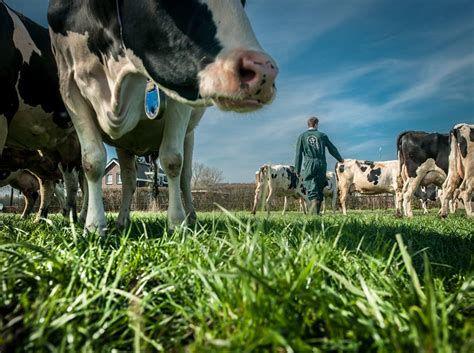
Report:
295,116,344,215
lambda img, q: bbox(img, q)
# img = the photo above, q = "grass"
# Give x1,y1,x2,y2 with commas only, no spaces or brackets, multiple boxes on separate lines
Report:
0,210,473,352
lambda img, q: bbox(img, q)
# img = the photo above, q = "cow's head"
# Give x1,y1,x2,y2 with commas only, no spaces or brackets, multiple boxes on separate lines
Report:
119,0,278,111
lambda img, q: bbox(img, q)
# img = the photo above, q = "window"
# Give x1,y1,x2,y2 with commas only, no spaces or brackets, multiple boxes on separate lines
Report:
116,173,122,185
105,174,113,185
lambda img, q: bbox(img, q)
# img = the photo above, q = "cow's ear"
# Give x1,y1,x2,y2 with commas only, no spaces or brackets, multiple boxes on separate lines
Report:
241,0,246,7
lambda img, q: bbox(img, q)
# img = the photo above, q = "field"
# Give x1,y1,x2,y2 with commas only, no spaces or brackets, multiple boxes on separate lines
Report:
0,211,473,352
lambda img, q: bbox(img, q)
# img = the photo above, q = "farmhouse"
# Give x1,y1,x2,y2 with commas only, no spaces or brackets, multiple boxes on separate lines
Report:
102,158,167,190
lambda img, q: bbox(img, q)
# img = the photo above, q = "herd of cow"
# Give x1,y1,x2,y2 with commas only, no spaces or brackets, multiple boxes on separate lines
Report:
0,1,471,237
251,125,473,218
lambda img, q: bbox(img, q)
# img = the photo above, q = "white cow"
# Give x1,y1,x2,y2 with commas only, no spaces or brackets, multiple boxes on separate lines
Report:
252,164,308,215
336,159,400,215
321,171,338,214
440,123,474,218
48,0,278,233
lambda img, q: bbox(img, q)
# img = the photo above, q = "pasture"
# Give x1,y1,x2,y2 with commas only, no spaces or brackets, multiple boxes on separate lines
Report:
0,211,473,352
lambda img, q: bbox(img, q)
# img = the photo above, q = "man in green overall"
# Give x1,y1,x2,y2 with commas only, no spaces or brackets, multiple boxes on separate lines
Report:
295,117,344,215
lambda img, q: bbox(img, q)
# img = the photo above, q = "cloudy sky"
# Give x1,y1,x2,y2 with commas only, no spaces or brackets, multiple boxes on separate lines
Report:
9,0,474,182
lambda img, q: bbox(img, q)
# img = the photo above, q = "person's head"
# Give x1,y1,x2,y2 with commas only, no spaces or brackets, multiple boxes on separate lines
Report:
307,116,319,128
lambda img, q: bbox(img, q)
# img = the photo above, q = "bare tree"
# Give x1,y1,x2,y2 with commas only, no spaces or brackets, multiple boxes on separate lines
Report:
192,163,224,189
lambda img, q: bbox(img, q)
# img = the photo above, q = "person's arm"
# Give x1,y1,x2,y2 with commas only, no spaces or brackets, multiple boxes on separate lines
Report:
325,135,344,163
295,135,303,174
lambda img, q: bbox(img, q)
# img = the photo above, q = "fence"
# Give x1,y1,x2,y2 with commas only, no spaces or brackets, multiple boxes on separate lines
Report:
1,184,437,215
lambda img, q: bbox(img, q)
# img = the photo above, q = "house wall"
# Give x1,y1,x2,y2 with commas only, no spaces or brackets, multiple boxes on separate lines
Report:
102,163,122,189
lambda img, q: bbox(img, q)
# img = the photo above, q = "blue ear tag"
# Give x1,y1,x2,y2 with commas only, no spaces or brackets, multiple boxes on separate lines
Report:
145,80,166,119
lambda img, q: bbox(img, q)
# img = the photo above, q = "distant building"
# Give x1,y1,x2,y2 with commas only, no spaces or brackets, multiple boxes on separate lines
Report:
102,158,167,190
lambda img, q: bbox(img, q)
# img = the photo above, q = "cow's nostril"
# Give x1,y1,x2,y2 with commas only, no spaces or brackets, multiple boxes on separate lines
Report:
239,68,256,83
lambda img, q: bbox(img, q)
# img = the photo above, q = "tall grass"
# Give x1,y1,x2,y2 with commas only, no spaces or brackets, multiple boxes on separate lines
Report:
0,211,473,352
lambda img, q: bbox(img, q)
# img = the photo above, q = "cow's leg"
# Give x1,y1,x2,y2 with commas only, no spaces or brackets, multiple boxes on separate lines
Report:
402,178,423,218
320,197,326,214
160,110,190,231
180,131,196,225
439,176,460,218
251,183,263,215
460,180,473,218
35,179,55,222
331,191,337,213
339,185,349,215
21,191,38,218
72,117,107,233
0,116,7,155
116,148,136,229
282,196,288,215
265,186,273,216
60,167,79,222
421,200,428,214
54,182,67,216
78,171,88,225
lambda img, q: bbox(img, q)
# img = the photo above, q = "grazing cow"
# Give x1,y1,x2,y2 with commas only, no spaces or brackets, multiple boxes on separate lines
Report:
0,169,68,218
440,123,474,218
335,159,400,215
414,184,438,214
397,131,449,217
0,170,39,218
321,171,338,214
0,147,86,222
0,2,82,219
48,0,278,233
252,164,308,215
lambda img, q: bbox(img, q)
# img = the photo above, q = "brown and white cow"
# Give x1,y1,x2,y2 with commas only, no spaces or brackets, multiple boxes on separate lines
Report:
335,159,400,215
397,131,449,217
48,0,278,233
440,123,474,218
0,2,83,220
0,170,40,218
252,164,308,215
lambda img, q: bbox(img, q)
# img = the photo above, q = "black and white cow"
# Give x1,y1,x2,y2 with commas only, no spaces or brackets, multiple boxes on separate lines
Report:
321,171,338,214
48,0,278,233
440,123,474,218
0,147,86,222
0,2,82,219
252,164,308,215
413,184,438,214
336,159,400,215
397,131,449,217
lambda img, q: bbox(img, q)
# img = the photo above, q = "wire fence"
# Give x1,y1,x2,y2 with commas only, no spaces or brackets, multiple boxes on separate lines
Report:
1,184,437,214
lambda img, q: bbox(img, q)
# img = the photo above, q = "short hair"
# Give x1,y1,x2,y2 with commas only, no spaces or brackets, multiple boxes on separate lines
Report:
307,117,319,127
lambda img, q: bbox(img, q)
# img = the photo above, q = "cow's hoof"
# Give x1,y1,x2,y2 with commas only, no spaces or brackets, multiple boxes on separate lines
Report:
187,211,197,227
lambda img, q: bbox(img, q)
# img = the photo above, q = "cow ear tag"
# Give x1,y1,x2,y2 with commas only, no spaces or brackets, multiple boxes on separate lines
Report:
145,79,166,120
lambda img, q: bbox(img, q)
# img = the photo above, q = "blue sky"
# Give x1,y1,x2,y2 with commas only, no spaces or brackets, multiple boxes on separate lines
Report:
9,0,474,182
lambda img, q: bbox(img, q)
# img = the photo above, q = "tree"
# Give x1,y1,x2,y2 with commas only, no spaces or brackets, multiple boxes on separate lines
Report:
192,163,224,189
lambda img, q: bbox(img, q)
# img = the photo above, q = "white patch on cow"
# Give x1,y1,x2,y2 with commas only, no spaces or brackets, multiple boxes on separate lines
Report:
5,6,42,63
203,0,262,53
322,171,338,213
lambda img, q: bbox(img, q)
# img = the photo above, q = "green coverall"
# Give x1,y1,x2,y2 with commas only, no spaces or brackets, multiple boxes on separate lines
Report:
295,128,343,201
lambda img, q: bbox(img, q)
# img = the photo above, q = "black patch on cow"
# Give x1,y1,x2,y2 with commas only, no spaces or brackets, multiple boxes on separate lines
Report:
48,0,224,101
455,127,468,158
301,185,307,195
1,3,69,125
360,166,367,172
470,127,474,142
0,3,21,121
285,167,298,190
367,168,381,185
338,164,344,173
398,131,450,178
31,191,39,203
363,160,374,167
271,173,277,179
